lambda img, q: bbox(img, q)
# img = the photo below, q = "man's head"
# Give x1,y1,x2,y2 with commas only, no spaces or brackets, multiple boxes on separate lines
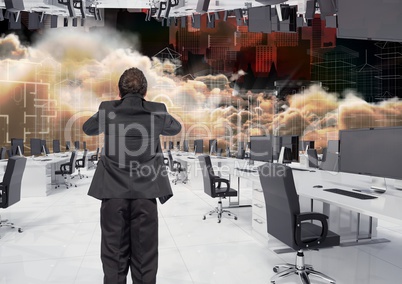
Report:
118,67,148,98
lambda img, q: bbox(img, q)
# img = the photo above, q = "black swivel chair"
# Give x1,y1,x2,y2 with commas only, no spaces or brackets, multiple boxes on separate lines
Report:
74,149,88,179
53,140,61,153
55,151,78,189
165,150,187,185
225,147,231,158
236,149,245,159
198,155,238,223
88,147,99,169
258,163,340,284
0,156,27,235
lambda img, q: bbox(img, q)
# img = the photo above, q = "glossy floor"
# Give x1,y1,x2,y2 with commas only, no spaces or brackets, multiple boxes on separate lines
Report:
0,169,402,284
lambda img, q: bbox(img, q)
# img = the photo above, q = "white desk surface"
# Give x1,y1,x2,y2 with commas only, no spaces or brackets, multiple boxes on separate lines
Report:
168,151,402,226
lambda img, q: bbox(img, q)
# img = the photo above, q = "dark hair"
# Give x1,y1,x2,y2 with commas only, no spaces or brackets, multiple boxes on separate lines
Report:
118,67,148,97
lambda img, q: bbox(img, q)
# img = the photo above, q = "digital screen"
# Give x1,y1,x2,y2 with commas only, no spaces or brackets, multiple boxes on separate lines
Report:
194,139,203,153
30,138,42,156
250,135,273,162
339,127,402,180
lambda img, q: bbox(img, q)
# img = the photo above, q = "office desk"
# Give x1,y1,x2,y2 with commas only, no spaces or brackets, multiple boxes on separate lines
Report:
164,152,402,242
0,154,70,198
169,152,256,206
235,162,402,243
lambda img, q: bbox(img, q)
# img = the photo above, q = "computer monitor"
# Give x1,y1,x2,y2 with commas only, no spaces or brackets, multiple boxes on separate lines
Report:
280,135,299,161
74,141,80,150
339,127,402,190
53,140,61,153
226,146,231,158
40,140,49,155
30,138,42,156
209,139,217,155
278,146,292,164
250,135,273,162
168,141,174,150
11,138,24,156
83,141,87,150
327,140,340,153
299,140,314,151
194,139,203,154
66,141,71,151
183,140,189,152
163,141,167,150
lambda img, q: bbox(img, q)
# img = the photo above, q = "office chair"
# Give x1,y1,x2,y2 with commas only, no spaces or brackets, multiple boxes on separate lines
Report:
74,149,88,179
0,156,27,235
0,147,7,159
307,149,319,168
198,155,238,223
66,141,71,151
54,151,78,189
88,147,99,169
258,163,340,284
165,150,187,185
236,149,245,159
225,147,231,158
74,141,80,150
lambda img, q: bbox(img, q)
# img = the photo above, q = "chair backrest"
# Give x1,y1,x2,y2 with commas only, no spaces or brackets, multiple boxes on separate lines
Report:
68,151,78,174
319,152,339,172
81,149,88,166
236,149,245,159
94,147,100,159
258,163,300,249
74,141,80,150
225,147,231,158
83,141,87,150
0,147,7,159
307,149,319,168
167,150,174,170
198,155,216,197
1,156,27,208
66,141,71,151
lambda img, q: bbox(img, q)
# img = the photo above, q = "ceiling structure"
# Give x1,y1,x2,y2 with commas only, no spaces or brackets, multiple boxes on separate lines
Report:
0,0,309,20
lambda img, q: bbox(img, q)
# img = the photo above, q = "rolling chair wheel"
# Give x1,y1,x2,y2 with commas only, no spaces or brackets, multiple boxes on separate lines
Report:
18,228,23,233
217,219,221,223
273,266,279,273
203,216,206,220
234,217,238,220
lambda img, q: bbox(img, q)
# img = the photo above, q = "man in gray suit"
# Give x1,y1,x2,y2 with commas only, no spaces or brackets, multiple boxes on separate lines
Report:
83,67,181,284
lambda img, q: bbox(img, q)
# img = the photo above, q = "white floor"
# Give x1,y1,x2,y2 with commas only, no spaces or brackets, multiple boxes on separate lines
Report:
1,168,402,284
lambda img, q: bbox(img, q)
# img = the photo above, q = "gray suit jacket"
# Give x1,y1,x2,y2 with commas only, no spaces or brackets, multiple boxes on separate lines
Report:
83,93,181,204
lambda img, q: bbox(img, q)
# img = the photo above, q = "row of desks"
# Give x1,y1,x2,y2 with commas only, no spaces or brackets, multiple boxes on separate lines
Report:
169,151,402,241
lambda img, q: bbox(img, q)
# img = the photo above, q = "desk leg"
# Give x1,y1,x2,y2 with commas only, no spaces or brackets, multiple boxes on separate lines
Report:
227,176,251,208
341,214,390,247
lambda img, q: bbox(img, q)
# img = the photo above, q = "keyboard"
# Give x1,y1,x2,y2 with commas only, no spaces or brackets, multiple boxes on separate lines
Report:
291,168,311,172
324,188,377,200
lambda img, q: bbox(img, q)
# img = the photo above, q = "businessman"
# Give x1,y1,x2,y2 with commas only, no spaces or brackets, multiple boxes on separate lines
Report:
83,67,181,284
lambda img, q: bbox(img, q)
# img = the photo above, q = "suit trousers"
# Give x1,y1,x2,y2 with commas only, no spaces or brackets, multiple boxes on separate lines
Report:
100,198,158,284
